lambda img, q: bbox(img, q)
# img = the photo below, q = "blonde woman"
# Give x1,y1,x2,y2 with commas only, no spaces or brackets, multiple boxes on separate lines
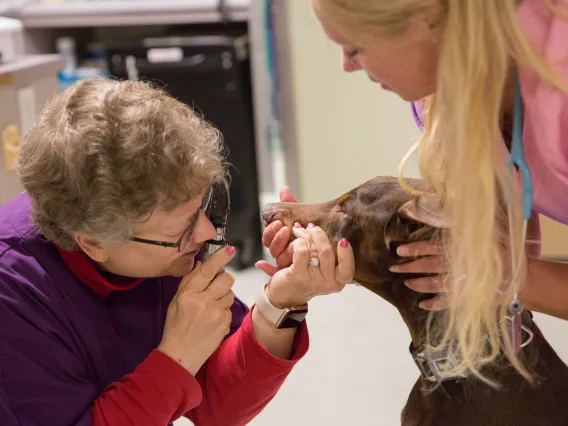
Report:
261,0,568,381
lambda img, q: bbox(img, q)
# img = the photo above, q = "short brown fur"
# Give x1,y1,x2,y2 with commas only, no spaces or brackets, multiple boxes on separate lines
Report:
263,176,568,426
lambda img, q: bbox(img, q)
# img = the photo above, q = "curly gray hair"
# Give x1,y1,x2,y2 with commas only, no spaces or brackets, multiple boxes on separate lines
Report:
18,77,226,250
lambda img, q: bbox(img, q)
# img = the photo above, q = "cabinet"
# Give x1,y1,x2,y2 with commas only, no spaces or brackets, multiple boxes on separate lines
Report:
0,54,65,204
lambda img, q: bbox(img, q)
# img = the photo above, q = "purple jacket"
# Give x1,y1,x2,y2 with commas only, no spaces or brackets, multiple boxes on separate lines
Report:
0,194,249,425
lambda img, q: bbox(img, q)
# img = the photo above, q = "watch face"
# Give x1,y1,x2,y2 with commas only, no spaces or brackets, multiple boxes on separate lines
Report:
276,308,308,329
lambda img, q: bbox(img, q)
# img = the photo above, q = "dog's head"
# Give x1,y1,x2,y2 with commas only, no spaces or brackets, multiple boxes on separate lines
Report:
262,176,449,338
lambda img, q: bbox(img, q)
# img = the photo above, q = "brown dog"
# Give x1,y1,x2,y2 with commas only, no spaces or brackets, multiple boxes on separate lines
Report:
262,176,568,426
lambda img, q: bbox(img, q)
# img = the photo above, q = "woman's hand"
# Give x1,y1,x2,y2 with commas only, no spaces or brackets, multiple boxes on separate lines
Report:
393,213,542,311
256,186,298,277
158,246,236,375
389,240,449,311
265,222,355,309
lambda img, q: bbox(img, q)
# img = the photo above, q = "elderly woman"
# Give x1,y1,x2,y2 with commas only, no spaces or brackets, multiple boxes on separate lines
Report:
0,78,354,426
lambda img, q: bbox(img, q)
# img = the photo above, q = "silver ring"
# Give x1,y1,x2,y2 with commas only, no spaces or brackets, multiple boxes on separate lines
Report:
308,257,320,267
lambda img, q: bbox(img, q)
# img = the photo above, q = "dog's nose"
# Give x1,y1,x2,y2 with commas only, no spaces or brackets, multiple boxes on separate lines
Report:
262,203,290,226
262,204,277,225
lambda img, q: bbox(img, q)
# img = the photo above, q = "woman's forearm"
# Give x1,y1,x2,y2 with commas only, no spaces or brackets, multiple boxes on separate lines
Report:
520,258,568,320
251,307,297,359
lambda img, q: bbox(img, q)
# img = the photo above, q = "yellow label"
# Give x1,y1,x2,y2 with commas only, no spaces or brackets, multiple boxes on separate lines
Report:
1,124,21,170
0,73,13,86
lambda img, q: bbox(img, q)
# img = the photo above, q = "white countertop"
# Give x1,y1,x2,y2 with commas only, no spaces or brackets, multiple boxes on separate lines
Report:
2,0,251,28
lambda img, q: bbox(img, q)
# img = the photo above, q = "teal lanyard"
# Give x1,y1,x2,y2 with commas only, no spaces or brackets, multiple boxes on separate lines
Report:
507,74,533,219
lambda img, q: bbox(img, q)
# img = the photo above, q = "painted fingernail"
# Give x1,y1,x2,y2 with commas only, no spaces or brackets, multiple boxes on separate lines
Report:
340,238,349,248
225,246,236,255
294,222,303,228
307,223,316,228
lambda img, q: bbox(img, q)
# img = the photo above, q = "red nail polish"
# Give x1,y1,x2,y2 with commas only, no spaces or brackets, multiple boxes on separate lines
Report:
340,238,349,248
308,223,315,228
225,246,236,255
294,222,303,228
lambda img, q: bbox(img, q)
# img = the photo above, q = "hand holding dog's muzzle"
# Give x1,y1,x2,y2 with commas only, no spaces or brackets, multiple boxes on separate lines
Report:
256,186,298,277
263,222,355,309
389,240,450,311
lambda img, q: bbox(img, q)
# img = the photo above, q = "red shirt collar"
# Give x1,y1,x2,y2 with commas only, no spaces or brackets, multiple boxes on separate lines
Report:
57,247,144,298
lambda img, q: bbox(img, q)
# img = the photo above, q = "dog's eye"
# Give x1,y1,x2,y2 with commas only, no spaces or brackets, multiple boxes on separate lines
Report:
358,192,376,206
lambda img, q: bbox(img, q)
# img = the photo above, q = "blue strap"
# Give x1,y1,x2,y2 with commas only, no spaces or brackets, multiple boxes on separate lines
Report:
507,73,533,219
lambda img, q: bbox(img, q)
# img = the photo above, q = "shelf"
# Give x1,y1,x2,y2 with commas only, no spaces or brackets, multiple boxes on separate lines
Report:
0,54,64,83
4,0,250,28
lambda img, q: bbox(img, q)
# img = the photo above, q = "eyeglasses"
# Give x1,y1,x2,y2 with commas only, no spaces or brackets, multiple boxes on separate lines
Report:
130,188,212,253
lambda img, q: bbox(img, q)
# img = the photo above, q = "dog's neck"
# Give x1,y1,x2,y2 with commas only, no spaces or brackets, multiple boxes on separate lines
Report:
357,273,545,384
355,274,442,349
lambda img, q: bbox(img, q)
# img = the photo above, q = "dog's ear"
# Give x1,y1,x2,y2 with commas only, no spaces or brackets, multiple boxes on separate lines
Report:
397,195,450,229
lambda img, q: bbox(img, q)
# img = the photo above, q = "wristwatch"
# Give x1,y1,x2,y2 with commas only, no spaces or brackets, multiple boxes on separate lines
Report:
254,283,308,329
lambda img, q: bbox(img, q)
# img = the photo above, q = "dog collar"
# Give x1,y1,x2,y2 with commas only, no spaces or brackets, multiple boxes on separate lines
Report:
409,315,535,384
409,341,471,383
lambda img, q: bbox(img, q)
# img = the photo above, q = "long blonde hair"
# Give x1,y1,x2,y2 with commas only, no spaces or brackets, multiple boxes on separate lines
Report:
322,0,568,383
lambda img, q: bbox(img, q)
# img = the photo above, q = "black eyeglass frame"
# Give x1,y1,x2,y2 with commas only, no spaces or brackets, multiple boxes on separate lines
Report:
129,187,212,253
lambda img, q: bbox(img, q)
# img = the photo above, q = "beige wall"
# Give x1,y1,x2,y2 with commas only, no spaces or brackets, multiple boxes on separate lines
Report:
284,0,420,204
540,216,568,259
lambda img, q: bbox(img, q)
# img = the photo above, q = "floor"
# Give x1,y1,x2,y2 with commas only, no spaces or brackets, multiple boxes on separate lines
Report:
176,266,568,426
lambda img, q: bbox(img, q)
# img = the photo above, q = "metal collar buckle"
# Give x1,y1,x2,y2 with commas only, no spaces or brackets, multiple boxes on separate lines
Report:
409,342,471,383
